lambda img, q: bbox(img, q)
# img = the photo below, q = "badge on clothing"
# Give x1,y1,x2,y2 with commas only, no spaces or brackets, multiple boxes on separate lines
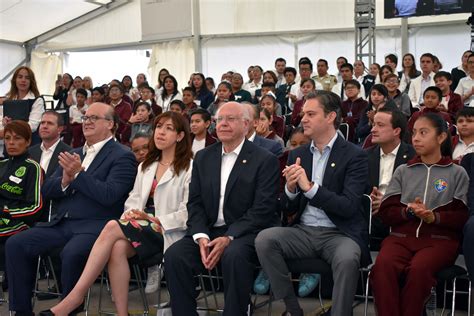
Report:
434,178,448,193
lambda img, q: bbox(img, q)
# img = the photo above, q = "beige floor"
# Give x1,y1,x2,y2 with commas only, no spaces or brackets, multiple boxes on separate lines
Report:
0,281,469,316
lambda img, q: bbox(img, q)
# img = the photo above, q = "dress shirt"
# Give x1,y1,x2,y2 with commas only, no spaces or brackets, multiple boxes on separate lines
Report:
192,137,206,154
69,104,88,124
455,75,474,106
453,137,474,161
378,143,400,195
192,138,245,242
16,91,44,133
285,132,338,228
81,136,114,171
243,81,262,98
248,131,257,142
39,139,61,173
332,83,366,101
419,74,433,105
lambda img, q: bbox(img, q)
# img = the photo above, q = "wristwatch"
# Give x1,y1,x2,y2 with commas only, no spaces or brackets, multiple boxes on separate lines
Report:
406,207,416,219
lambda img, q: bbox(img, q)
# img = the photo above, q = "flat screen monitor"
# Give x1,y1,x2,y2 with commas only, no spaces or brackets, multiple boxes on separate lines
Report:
384,0,473,19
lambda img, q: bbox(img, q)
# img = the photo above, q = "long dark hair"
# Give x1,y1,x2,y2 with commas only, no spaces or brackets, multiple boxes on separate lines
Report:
8,66,40,99
142,112,193,175
402,53,419,79
368,84,388,108
161,75,179,100
191,73,210,96
416,113,452,158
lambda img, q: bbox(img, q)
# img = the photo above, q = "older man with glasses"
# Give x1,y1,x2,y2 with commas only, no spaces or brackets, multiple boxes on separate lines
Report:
6,102,137,316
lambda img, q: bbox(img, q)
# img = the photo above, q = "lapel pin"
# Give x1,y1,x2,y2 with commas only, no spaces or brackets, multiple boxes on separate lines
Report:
242,159,247,164
331,162,335,168
403,155,407,159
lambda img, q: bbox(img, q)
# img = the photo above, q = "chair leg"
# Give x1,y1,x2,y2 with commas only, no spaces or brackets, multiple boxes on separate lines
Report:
47,256,60,295
134,265,149,315
84,287,91,316
468,280,471,316
318,277,326,312
207,269,219,309
364,270,371,316
98,271,105,315
31,256,42,309
267,291,273,316
451,277,457,316
442,280,448,316
198,274,210,312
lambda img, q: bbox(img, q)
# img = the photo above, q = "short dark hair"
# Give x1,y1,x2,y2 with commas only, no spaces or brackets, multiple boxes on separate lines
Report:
344,79,361,90
190,108,211,122
183,86,196,96
306,91,342,129
423,86,442,101
317,59,329,67
299,58,313,71
337,56,348,64
385,54,398,65
284,67,297,76
300,78,316,88
76,88,88,98
141,86,155,95
109,83,124,93
4,120,32,143
170,100,186,110
377,107,407,141
42,110,65,126
340,63,354,72
434,71,452,82
92,86,105,95
261,82,276,90
420,53,435,63
456,107,474,122
275,57,286,65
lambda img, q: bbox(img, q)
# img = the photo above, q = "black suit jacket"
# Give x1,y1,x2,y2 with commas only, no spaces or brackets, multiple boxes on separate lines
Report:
29,141,72,178
366,142,416,191
186,139,280,239
284,135,371,266
253,135,283,157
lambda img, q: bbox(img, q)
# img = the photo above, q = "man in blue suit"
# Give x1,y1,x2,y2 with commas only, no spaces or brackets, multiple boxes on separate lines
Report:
255,91,369,316
6,103,137,316
244,103,283,157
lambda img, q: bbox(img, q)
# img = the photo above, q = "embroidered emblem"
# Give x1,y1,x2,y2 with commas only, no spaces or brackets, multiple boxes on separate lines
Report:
15,166,26,177
434,178,448,193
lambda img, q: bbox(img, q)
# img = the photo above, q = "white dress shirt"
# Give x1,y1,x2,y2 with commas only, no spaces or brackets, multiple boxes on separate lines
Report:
39,139,61,173
192,138,245,242
455,75,474,106
453,137,474,161
82,136,113,171
69,104,88,124
378,143,400,195
192,137,206,154
331,83,366,101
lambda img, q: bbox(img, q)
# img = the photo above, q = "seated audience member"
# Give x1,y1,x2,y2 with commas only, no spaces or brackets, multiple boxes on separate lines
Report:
260,93,284,138
0,121,43,278
366,108,415,250
452,108,474,161
362,63,380,97
255,91,369,316
455,53,474,107
205,77,216,93
130,133,150,164
356,84,390,143
254,71,278,103
335,56,349,82
107,84,132,144
379,65,394,84
384,73,412,117
341,79,369,142
243,65,263,98
244,103,283,157
42,112,193,314
291,79,317,127
5,103,137,316
256,108,285,148
398,53,421,93
231,73,252,103
353,60,366,83
275,57,287,88
332,63,366,101
277,67,299,113
69,88,88,148
66,76,86,107
190,108,216,154
207,81,234,116
170,100,187,117
128,101,154,142
433,55,443,73
154,68,170,97
53,73,73,111
135,85,162,116
91,86,105,103
451,50,472,91
182,87,198,115
434,71,463,121
164,102,280,316
312,59,338,92
408,53,436,108
157,75,182,112
408,86,452,133
191,73,214,109
297,58,323,98
130,73,147,102
384,53,398,74
371,113,468,316
121,75,133,97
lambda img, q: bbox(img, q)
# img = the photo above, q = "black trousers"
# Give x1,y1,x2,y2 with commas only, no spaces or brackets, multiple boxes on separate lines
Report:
164,227,257,316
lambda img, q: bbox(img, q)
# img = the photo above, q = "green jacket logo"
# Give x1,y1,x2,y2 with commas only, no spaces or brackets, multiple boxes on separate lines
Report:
1,182,23,195
15,166,26,177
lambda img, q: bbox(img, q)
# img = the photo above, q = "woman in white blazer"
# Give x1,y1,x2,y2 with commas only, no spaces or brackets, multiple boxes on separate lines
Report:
43,112,193,316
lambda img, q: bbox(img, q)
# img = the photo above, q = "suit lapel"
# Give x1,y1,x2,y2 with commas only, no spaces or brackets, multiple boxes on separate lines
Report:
300,144,313,183
84,140,114,174
394,142,410,168
46,142,65,177
368,145,381,188
322,136,345,188
224,140,250,203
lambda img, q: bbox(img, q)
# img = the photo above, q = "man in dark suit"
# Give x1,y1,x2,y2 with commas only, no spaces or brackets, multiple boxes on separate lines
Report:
29,111,71,222
164,102,280,316
367,108,415,250
6,103,137,316
244,103,283,157
255,91,369,316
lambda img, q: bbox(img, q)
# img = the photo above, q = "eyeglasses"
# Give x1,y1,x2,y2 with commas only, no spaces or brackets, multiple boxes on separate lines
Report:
216,116,242,123
81,115,112,123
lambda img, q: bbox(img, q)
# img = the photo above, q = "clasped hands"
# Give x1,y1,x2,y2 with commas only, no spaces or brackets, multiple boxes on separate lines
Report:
58,152,84,188
198,236,232,270
282,157,312,193
407,197,435,224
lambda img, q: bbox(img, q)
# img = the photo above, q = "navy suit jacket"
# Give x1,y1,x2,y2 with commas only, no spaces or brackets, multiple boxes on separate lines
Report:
29,141,72,178
41,139,137,234
253,135,283,157
284,135,371,266
186,139,280,239
462,153,474,216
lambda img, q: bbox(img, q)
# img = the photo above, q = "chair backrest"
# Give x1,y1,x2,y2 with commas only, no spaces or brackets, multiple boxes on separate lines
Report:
362,194,373,244
339,122,350,140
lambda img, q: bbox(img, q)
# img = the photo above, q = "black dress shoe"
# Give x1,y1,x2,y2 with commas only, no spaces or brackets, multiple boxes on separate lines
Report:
281,309,304,316
69,303,85,316
38,310,54,316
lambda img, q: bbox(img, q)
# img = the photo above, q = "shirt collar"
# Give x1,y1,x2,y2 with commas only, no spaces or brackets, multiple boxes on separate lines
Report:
248,132,256,142
83,136,113,155
310,132,338,154
40,139,61,152
222,138,245,156
380,143,401,158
